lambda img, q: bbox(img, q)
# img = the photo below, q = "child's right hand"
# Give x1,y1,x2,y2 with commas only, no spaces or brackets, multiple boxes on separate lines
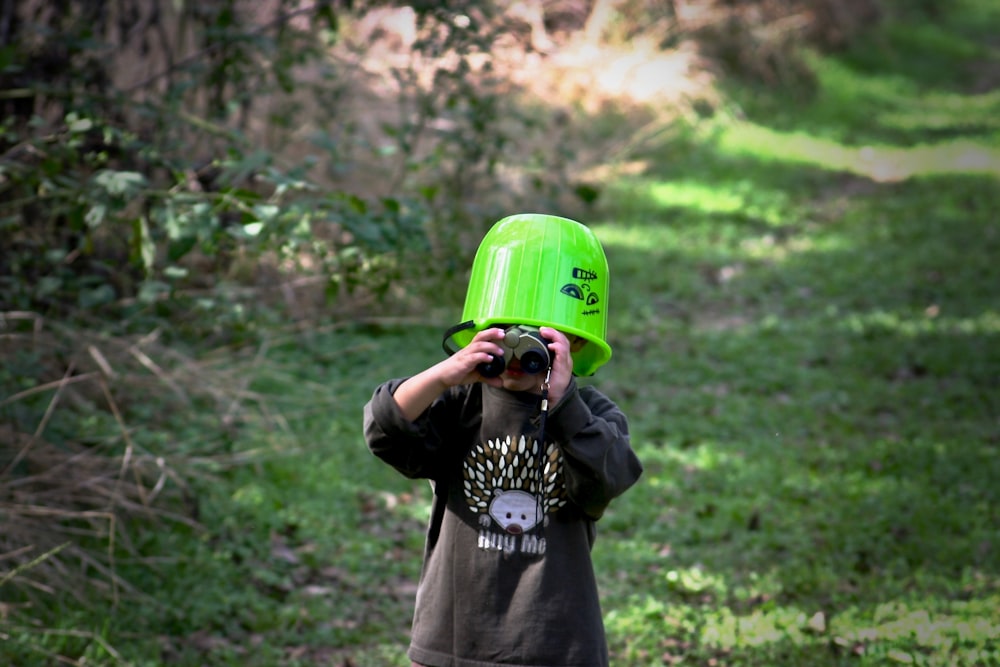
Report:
436,327,507,388
391,328,505,421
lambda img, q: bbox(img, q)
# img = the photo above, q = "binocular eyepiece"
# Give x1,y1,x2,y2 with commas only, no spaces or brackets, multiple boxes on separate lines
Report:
478,325,552,378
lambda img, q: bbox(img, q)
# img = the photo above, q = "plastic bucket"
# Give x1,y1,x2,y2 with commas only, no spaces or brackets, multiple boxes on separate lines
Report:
444,213,612,376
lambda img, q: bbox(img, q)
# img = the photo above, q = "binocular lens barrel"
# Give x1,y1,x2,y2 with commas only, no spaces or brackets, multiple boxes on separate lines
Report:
519,350,547,374
475,325,551,378
478,356,506,378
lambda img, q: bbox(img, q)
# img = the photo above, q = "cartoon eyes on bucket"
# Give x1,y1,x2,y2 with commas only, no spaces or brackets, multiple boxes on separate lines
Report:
560,283,600,305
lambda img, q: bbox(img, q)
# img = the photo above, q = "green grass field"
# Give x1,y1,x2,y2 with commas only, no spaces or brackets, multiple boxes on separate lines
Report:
3,4,999,666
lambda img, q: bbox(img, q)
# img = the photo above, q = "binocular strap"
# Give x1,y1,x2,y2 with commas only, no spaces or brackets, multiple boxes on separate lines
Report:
532,367,553,531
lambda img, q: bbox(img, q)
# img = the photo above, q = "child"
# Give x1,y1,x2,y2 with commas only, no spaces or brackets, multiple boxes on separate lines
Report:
363,213,643,667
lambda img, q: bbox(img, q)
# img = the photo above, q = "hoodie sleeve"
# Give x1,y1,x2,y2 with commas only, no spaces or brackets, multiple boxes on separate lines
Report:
544,382,642,520
363,378,474,479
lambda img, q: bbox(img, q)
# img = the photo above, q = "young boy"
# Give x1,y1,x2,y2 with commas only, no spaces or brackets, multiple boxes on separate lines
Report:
363,213,642,667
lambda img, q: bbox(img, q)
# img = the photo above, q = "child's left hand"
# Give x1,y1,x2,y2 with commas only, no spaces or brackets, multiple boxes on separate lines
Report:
538,326,574,405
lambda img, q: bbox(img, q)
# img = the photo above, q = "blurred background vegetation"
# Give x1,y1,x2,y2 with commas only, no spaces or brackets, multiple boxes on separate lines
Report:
1,0,998,665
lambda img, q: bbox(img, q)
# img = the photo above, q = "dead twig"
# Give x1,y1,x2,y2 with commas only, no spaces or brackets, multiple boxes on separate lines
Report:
0,542,70,589
1,362,77,477
0,372,98,407
127,344,192,406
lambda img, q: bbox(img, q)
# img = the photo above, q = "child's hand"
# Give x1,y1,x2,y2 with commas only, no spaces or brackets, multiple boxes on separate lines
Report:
392,328,505,421
539,326,574,405
437,327,506,388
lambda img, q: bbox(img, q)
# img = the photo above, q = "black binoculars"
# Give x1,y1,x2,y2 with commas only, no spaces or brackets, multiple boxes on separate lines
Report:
478,325,552,378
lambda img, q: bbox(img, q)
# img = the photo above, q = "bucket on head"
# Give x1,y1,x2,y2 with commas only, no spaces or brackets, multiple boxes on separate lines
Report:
443,213,612,376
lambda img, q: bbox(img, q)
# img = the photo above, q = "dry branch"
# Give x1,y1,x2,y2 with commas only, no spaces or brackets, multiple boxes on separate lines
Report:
0,317,254,610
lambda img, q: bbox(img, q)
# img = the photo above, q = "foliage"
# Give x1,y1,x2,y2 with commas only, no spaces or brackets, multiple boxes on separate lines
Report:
0,0,565,324
2,0,943,325
3,1,336,315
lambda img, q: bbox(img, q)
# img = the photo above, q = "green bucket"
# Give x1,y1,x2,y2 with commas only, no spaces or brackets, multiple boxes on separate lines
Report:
443,213,613,376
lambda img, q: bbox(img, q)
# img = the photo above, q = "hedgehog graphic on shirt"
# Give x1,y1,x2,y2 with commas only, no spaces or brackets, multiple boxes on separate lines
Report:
462,435,567,550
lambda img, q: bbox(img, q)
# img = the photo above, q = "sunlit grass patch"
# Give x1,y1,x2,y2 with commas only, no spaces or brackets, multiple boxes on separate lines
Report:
640,180,786,224
605,591,1000,666
717,121,857,167
715,121,1000,181
879,88,1000,134
591,168,819,317
325,643,410,667
839,308,1000,338
604,593,832,665
830,596,1000,665
726,12,1000,152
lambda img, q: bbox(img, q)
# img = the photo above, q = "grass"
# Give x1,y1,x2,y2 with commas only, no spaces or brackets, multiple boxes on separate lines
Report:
581,11,1000,660
3,3,1000,666
584,157,999,664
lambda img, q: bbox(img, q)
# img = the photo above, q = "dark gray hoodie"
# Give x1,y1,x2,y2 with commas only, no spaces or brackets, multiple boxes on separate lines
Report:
364,378,642,667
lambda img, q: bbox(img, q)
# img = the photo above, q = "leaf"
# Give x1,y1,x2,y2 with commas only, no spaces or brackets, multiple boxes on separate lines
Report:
804,611,826,634
0,45,17,71
315,1,338,32
78,284,115,308
37,276,62,297
67,116,93,133
241,222,264,238
133,216,155,276
251,204,279,223
138,281,170,304
85,203,107,228
93,170,148,197
167,236,197,262
347,195,367,214
887,649,914,664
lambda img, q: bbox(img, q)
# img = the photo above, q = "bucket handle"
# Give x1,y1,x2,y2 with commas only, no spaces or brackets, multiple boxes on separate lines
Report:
441,320,476,356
